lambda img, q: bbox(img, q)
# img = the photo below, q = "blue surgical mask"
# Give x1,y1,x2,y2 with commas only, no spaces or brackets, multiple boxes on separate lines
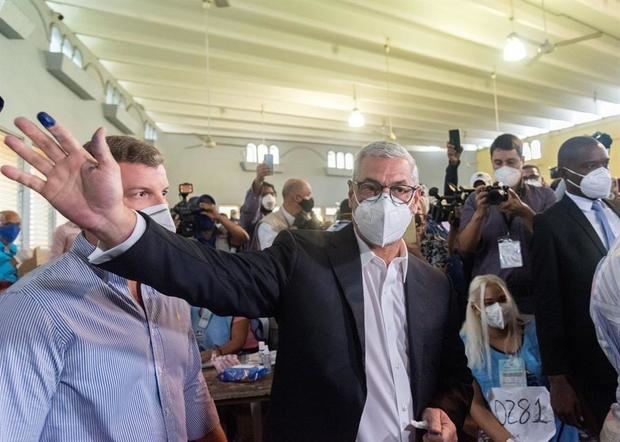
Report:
0,224,20,244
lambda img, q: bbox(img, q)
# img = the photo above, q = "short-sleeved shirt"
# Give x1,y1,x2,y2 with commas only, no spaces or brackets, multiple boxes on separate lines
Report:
0,234,219,441
459,183,556,312
0,242,17,282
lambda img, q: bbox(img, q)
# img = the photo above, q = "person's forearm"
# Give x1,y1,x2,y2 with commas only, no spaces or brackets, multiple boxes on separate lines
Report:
219,216,250,246
95,207,138,248
471,406,512,441
457,212,484,252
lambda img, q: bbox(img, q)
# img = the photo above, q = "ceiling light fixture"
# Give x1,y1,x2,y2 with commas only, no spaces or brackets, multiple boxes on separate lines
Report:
503,0,526,62
348,84,365,128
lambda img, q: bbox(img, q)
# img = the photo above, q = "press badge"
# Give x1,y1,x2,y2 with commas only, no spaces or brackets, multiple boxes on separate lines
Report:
499,356,527,388
498,237,523,269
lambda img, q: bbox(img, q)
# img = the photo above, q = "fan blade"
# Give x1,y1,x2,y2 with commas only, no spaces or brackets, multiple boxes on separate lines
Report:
555,31,602,48
526,51,545,67
184,143,205,150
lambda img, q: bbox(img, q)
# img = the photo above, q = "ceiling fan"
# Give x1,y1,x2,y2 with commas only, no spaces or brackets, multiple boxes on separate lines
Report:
526,31,602,65
184,134,217,150
527,0,602,65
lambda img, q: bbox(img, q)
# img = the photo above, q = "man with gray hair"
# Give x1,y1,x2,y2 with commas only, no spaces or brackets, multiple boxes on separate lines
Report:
252,177,320,250
4,115,473,442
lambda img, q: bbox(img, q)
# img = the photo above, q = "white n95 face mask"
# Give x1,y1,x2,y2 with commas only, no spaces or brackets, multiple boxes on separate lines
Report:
261,194,276,211
484,302,511,330
565,167,612,200
353,194,413,247
494,166,522,188
140,204,176,232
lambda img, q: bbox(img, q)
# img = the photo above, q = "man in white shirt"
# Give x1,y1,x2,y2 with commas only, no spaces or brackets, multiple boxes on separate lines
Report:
252,178,317,250
2,116,472,442
532,135,620,438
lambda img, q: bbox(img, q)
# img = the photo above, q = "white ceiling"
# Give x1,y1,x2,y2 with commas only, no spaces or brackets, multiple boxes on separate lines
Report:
46,0,620,150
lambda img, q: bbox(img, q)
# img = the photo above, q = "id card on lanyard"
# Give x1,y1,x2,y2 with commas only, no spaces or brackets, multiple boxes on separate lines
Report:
498,213,523,269
499,355,527,388
197,308,213,329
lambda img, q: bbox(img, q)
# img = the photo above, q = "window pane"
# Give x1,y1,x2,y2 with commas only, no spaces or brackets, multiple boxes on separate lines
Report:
257,144,268,163
523,142,532,161
50,25,62,52
345,153,354,170
72,48,83,68
0,134,20,213
61,37,73,58
327,151,336,168
105,83,114,104
531,140,541,159
336,152,345,169
246,143,257,163
269,145,280,164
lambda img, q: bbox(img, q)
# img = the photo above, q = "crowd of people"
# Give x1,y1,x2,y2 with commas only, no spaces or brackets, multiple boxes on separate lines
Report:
0,111,619,442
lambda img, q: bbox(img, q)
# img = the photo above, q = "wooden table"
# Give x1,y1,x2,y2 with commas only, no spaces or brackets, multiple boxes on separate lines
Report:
203,368,273,442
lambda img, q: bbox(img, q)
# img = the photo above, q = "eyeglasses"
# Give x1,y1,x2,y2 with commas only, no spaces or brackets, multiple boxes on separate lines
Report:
350,180,417,204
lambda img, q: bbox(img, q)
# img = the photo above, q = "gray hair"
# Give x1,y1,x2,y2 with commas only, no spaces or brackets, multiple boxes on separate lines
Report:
352,141,419,185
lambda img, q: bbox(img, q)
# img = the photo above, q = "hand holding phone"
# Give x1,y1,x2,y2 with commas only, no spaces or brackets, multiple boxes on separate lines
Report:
448,129,463,154
263,153,274,176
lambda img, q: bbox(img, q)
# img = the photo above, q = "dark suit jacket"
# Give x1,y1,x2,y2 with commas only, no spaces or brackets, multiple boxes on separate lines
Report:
101,217,473,442
532,195,619,384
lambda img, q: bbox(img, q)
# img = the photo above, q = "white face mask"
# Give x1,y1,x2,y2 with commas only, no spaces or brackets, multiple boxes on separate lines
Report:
524,177,543,187
261,194,276,211
353,193,413,247
494,166,522,188
484,302,512,330
564,167,612,200
140,203,176,232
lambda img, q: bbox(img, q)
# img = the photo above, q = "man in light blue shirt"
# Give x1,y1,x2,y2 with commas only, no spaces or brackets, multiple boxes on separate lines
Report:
0,136,225,441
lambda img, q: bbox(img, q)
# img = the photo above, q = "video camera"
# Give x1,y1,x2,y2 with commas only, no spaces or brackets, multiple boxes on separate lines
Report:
171,182,200,237
484,185,509,205
428,186,474,224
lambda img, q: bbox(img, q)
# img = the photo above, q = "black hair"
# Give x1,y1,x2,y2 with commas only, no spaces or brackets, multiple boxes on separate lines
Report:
490,133,523,158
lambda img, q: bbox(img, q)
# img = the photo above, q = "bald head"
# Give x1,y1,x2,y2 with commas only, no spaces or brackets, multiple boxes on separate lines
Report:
0,210,20,225
558,136,605,170
282,179,311,199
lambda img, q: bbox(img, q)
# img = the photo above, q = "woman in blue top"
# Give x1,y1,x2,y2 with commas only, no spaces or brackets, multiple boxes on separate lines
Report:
461,274,579,442
0,210,20,290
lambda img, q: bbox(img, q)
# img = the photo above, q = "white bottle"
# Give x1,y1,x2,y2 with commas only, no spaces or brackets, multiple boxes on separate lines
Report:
258,341,271,371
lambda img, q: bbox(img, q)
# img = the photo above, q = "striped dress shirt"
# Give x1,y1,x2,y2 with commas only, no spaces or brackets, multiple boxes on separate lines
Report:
0,234,218,441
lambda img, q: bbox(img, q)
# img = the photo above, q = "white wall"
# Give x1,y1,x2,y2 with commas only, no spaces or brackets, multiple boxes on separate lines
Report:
0,1,143,139
157,133,479,209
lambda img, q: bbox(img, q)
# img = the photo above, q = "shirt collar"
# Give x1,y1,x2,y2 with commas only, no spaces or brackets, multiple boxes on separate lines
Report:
280,206,296,226
71,233,126,285
353,229,409,283
566,191,601,211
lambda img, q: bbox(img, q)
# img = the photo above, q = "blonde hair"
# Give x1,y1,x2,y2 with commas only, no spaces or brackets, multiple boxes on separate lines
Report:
461,274,521,374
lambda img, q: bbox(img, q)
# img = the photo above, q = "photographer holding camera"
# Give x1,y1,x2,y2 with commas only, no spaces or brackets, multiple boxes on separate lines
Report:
457,134,556,314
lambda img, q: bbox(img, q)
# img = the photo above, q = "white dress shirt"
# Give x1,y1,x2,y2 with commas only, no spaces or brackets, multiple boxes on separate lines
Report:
565,192,620,246
355,233,414,442
256,207,295,250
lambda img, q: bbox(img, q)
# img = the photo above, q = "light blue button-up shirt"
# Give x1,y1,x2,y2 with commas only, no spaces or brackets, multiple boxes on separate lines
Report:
0,234,218,441
591,236,620,419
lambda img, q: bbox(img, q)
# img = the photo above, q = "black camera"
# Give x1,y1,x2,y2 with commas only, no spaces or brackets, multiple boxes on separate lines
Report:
484,185,509,205
428,186,474,224
171,183,200,237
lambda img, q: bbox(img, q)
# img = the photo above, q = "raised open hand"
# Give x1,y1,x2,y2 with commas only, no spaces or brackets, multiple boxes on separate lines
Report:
1,114,136,247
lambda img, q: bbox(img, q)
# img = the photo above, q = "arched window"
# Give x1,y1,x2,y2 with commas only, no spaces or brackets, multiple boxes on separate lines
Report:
336,152,345,169
522,142,532,161
112,88,121,105
144,123,157,141
49,25,62,52
245,143,257,163
72,48,83,68
327,150,336,168
61,37,73,58
105,83,115,104
345,153,354,170
530,139,542,159
269,145,280,164
257,144,268,163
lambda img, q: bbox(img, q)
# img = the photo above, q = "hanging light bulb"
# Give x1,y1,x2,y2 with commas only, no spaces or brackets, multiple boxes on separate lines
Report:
348,107,365,128
348,84,365,128
503,32,527,61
